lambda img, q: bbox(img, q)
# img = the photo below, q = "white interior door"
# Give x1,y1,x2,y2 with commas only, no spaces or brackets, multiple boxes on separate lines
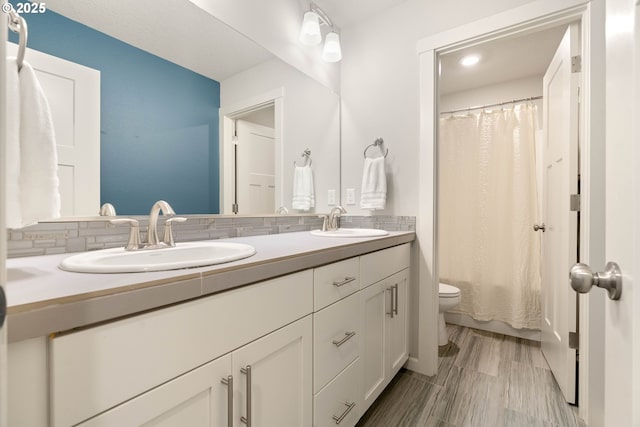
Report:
6,42,100,217
540,24,580,404
601,0,639,424
235,120,275,214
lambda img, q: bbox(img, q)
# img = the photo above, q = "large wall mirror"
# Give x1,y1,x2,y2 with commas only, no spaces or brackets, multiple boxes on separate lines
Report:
8,0,340,218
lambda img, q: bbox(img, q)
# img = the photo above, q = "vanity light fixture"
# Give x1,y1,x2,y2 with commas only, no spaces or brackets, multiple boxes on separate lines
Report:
299,10,322,46
460,54,481,67
298,3,342,62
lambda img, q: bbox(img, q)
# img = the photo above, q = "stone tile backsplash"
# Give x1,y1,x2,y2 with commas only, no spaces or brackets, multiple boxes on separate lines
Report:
7,215,416,258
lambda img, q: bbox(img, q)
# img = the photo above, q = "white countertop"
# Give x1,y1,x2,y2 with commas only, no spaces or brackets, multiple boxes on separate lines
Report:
6,230,414,342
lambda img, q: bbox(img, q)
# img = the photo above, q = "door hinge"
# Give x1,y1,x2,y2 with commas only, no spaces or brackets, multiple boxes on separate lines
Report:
570,194,580,212
232,203,239,214
571,55,582,73
569,332,579,349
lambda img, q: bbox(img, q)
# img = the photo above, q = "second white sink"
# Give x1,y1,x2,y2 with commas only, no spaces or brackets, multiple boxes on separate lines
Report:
60,241,257,273
310,228,389,238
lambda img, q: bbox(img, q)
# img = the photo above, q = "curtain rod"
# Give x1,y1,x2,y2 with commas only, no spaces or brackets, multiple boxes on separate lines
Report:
439,95,543,115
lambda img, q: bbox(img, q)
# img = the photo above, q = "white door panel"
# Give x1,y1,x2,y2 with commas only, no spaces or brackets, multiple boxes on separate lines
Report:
602,0,639,424
6,42,100,217
540,24,580,404
235,120,275,214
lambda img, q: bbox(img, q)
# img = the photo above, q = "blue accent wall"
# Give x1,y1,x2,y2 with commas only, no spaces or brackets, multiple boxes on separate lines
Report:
8,2,220,214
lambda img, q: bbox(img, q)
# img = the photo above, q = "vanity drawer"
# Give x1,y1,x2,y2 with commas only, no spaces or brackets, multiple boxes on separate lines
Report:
360,243,410,288
314,257,360,310
314,358,363,427
49,270,313,427
313,291,363,393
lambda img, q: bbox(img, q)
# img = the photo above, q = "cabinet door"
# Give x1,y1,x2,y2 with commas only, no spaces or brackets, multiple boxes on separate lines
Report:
360,280,389,409
386,269,409,377
78,354,232,427
232,316,312,427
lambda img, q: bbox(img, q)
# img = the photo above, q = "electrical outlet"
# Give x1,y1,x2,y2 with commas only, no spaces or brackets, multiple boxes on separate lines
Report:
346,188,356,205
327,189,336,205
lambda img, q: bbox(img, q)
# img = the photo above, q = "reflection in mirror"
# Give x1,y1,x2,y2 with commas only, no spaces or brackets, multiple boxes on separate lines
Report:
7,0,340,217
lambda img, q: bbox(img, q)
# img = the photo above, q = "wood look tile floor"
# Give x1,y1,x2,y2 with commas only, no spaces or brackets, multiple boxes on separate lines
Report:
357,325,585,427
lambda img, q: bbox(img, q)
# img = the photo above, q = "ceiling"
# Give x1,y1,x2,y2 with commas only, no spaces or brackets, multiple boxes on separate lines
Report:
313,0,408,28
46,0,274,82
439,25,568,95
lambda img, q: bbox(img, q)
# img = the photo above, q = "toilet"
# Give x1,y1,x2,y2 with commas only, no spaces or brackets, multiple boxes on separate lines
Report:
438,283,461,346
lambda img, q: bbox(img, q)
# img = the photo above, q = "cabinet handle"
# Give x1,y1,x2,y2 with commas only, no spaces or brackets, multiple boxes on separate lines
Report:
220,375,233,427
333,276,356,287
240,365,252,426
332,331,356,347
386,287,394,318
393,283,399,316
332,401,356,424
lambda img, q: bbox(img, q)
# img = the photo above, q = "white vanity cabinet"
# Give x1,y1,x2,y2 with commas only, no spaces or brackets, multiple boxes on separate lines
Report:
360,245,410,411
75,316,313,427
313,259,364,427
49,270,313,427
311,242,411,426
231,316,312,426
7,238,413,427
77,353,233,427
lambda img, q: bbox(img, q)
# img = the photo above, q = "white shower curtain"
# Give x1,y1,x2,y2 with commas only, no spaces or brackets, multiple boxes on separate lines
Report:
439,104,541,330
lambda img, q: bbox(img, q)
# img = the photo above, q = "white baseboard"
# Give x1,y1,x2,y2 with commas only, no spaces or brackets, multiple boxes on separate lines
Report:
444,312,541,341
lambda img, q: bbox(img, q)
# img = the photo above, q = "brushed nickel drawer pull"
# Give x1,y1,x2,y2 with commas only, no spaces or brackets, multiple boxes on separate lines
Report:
332,331,356,347
393,283,399,315
332,401,356,424
332,276,356,287
220,375,233,427
386,287,394,318
240,365,252,426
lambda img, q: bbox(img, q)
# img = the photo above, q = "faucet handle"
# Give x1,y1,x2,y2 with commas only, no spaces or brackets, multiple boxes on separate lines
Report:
99,203,116,216
109,218,141,251
163,217,187,247
317,214,329,232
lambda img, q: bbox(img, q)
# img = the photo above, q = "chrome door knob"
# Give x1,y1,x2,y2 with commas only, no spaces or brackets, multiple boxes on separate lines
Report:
533,223,546,232
570,262,622,300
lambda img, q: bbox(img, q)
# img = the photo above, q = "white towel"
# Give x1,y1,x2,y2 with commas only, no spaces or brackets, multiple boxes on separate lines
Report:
292,165,315,211
360,156,386,210
6,59,61,228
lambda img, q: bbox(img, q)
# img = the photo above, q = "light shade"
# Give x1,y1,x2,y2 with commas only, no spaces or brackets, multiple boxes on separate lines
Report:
299,11,322,46
322,31,342,62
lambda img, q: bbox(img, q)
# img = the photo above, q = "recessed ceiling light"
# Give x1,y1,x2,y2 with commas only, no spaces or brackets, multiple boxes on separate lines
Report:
460,55,480,67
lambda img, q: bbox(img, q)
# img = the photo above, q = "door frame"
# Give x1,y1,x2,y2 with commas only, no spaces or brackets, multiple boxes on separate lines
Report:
219,88,284,214
1,12,8,427
414,0,605,424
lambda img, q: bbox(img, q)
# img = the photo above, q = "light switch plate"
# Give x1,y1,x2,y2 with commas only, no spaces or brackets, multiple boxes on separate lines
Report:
346,188,356,205
327,189,336,205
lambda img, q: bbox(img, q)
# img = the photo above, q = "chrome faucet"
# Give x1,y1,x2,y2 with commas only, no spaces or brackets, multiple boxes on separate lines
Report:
147,200,176,248
110,200,186,251
328,206,347,231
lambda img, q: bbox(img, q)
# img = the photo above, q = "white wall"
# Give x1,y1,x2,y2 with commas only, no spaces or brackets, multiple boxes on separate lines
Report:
439,74,543,115
340,0,536,217
339,0,536,367
189,0,340,93
221,58,341,213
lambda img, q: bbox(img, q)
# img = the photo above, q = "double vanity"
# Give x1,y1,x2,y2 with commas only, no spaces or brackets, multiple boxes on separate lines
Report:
6,228,414,426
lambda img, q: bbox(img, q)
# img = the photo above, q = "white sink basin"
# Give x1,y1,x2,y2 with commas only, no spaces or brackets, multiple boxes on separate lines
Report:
310,228,389,238
60,241,257,273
